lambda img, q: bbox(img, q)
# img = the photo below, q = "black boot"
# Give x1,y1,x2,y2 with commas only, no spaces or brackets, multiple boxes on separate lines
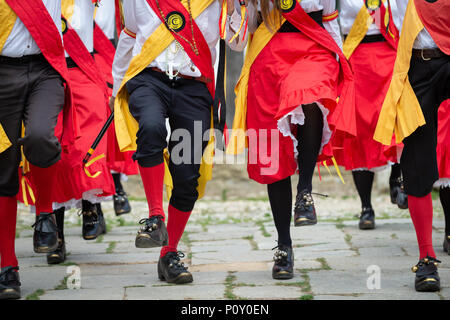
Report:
81,201,106,240
47,207,67,264
113,190,131,216
294,190,317,226
158,251,193,284
390,177,408,209
32,212,59,253
0,267,21,300
412,256,441,292
359,207,375,230
272,244,294,280
135,216,168,248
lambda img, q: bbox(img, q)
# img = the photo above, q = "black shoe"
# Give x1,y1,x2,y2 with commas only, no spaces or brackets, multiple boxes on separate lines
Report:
0,267,21,300
443,235,450,255
390,177,408,209
46,238,67,265
32,213,59,253
81,201,106,240
412,257,441,292
135,216,168,248
272,244,294,280
113,190,131,216
158,251,193,284
294,190,317,226
359,207,375,230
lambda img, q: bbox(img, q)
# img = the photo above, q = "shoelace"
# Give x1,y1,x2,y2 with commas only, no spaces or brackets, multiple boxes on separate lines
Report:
168,252,188,270
271,245,289,263
412,256,441,273
139,217,159,232
0,267,21,286
31,214,56,231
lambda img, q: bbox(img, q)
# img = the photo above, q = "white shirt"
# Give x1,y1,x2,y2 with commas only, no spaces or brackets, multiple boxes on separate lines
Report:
64,0,95,57
95,0,116,40
245,0,343,50
1,0,62,57
395,0,438,49
112,0,249,97
339,0,402,36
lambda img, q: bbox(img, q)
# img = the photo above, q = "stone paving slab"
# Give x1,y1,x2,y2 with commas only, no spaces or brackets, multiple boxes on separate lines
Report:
233,285,304,300
125,284,226,300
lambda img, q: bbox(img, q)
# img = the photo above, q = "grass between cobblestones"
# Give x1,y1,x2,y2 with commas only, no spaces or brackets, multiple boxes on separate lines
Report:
26,289,45,300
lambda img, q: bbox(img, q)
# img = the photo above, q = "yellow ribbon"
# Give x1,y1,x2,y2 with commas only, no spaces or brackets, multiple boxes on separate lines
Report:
83,154,106,178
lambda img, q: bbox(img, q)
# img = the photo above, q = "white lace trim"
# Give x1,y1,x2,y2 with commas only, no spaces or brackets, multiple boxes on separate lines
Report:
352,161,397,173
434,178,450,188
277,101,332,160
52,189,113,211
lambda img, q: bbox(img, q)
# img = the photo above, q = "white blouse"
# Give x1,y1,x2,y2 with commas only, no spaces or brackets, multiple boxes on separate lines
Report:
1,0,62,58
112,0,248,97
339,0,403,36
244,0,343,50
95,0,116,40
64,0,96,57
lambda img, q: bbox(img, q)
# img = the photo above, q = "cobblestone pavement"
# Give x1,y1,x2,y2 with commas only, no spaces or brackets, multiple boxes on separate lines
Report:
14,189,449,300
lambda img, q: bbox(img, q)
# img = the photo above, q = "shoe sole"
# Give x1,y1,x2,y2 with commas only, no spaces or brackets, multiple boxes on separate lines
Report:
359,222,375,230
47,254,66,265
272,271,294,280
159,272,193,284
0,288,21,300
34,243,59,254
115,209,131,216
135,235,168,248
415,280,441,292
294,219,317,227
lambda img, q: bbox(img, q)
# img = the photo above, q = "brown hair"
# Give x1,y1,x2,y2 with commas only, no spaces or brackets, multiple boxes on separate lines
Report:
250,0,283,31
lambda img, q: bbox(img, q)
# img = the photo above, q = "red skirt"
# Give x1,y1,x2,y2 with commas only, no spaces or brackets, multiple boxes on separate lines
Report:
94,53,138,177
246,32,340,184
51,66,114,208
333,41,400,171
436,99,450,187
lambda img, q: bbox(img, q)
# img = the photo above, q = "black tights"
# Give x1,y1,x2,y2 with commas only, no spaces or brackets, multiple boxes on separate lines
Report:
440,187,450,236
112,173,123,193
267,103,323,247
352,163,402,209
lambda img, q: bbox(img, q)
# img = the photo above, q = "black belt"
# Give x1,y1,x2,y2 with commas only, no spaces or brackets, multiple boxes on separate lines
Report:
412,48,447,60
66,52,95,69
278,10,324,33
343,34,386,43
0,54,46,65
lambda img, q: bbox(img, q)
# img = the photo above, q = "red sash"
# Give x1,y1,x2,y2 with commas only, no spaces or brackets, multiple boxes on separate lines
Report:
5,0,77,146
282,2,356,138
115,0,124,35
94,22,116,67
145,0,215,98
371,0,399,49
62,15,108,97
414,0,450,55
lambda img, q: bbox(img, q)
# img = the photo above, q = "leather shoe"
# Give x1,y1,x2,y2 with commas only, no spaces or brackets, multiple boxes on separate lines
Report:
135,216,168,248
412,256,441,292
0,267,21,300
272,244,294,280
158,251,193,284
47,238,67,265
443,235,450,255
390,177,408,209
294,190,317,226
81,201,106,240
32,213,59,253
359,207,375,230
113,190,131,216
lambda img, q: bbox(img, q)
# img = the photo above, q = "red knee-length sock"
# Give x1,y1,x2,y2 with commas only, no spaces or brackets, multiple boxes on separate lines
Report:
160,204,192,257
139,163,165,220
0,197,18,268
30,164,57,216
408,193,436,259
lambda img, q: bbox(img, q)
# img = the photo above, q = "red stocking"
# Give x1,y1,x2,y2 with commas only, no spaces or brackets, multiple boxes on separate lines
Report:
160,204,191,257
408,193,436,259
0,197,18,268
139,163,165,220
30,164,57,216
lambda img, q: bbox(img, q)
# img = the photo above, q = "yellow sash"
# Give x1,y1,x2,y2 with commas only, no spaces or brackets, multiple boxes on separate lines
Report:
226,8,285,155
114,0,214,199
0,1,18,153
61,0,75,23
342,5,373,59
374,0,425,145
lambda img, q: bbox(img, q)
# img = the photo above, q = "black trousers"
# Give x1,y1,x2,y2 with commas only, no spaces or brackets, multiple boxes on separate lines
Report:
0,55,64,197
401,54,450,197
126,69,212,212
